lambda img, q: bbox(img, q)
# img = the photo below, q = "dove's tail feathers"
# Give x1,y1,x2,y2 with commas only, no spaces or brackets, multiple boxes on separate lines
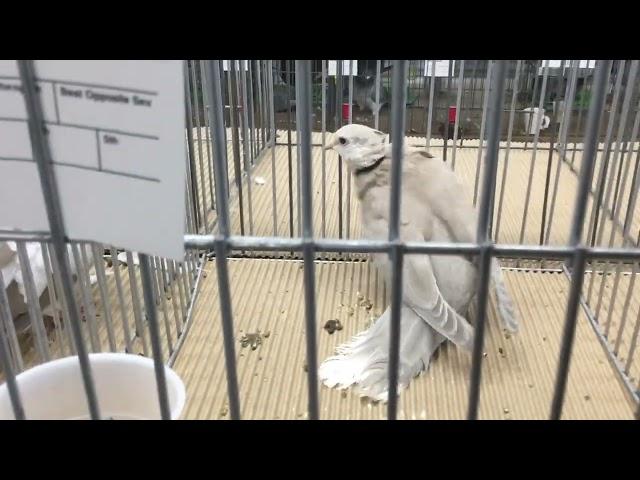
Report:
318,307,445,403
491,258,518,333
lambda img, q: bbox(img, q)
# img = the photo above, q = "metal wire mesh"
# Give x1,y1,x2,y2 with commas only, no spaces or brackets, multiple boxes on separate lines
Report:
2,59,640,420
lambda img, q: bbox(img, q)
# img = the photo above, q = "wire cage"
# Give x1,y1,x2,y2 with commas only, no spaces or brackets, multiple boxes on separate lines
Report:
1,59,640,420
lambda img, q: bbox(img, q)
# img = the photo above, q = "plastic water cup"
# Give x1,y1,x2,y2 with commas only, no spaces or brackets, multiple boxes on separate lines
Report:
0,353,186,420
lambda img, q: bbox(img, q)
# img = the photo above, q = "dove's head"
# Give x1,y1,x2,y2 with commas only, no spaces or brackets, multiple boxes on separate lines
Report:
324,124,388,170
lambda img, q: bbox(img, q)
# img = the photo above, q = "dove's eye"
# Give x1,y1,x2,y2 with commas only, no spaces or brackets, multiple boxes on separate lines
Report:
339,137,347,145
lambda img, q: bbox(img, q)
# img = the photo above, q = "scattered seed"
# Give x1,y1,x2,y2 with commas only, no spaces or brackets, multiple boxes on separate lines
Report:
482,352,488,358
219,406,228,417
503,408,510,414
341,390,347,399
263,330,271,338
584,395,591,401
240,332,263,350
346,307,355,316
324,319,343,334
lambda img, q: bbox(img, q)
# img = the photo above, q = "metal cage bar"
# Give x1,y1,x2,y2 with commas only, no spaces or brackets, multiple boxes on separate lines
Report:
550,60,612,420
295,60,320,419
17,60,101,420
203,60,241,420
386,60,409,420
467,60,508,419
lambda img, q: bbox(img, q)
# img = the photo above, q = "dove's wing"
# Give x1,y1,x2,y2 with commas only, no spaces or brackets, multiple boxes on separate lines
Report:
370,223,475,350
400,225,475,350
409,156,519,333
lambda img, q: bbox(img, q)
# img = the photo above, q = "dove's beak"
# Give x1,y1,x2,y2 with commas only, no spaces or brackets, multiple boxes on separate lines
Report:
324,137,338,151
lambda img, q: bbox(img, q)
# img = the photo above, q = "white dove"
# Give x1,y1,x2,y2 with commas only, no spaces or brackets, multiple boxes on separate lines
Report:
319,124,518,402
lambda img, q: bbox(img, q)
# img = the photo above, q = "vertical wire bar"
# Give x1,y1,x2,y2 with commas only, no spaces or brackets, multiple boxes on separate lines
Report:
126,251,148,356
285,61,296,238
598,153,640,334
375,60,381,130
524,60,542,151
182,181,199,289
168,260,186,330
590,63,636,306
228,61,246,236
609,153,640,346
494,60,522,242
538,61,567,247
0,270,25,419
0,272,24,372
109,246,133,353
152,257,173,354
472,61,495,206
550,60,612,420
466,60,508,420
71,244,99,352
517,61,550,243
268,60,279,237
138,254,171,420
425,60,436,151
262,60,270,151
586,60,625,250
544,61,580,245
15,243,50,362
295,60,319,420
247,61,257,163
184,65,202,231
321,60,327,237
47,244,76,356
442,60,454,163
595,61,639,247
40,241,66,356
204,60,241,419
90,244,116,352
346,60,354,238
17,60,100,419
199,60,216,213
451,60,465,171
570,72,591,167
188,61,209,229
615,262,639,354
558,61,579,159
255,61,263,151
585,65,617,298
387,60,408,420
624,303,640,374
178,258,191,318
336,61,344,239
239,61,255,236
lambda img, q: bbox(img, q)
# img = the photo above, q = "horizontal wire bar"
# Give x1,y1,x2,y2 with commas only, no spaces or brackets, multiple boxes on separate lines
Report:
183,234,640,260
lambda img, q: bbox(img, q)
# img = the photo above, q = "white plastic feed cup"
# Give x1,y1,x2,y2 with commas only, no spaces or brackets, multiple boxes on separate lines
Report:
0,353,185,420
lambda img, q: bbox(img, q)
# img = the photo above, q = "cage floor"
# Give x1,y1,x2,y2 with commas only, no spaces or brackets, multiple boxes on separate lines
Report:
172,258,635,419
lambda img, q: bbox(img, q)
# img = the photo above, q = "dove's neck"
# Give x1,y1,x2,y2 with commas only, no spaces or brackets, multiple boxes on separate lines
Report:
353,141,405,176
354,155,386,176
